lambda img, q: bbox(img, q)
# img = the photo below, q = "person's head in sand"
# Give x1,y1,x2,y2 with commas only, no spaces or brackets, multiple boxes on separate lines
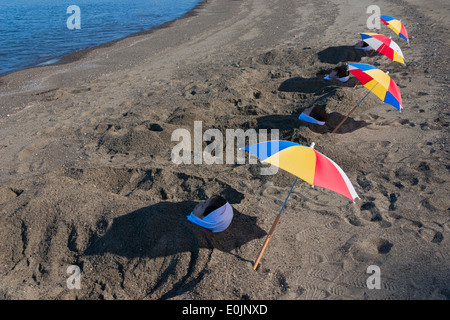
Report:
355,40,375,56
187,195,234,232
355,40,370,49
307,104,328,123
192,195,227,218
299,104,328,126
329,66,349,79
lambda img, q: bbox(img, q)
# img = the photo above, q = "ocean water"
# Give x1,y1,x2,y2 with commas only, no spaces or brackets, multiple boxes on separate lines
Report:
0,0,202,75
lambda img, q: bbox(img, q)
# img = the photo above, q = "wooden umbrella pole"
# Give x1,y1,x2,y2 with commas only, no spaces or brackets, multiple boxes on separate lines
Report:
331,81,381,134
253,176,298,270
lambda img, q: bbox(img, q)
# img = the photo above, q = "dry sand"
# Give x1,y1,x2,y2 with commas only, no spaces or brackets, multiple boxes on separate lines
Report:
0,0,449,300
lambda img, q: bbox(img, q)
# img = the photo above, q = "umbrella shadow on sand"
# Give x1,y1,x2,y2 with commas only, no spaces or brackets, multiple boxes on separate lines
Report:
310,112,370,134
317,45,370,64
84,200,266,261
278,75,359,95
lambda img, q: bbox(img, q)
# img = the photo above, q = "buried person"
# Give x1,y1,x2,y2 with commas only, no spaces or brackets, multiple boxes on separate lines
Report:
354,40,376,56
187,195,234,232
298,104,328,126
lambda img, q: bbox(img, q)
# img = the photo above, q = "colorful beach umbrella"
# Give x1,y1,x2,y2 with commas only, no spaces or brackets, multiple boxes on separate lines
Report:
242,140,359,269
332,63,403,133
379,15,409,45
348,63,402,110
360,33,405,64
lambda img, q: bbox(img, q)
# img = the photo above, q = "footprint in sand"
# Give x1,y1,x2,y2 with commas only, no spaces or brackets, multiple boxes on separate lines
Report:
297,285,330,300
419,228,444,244
357,197,392,228
400,219,444,244
16,140,52,174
